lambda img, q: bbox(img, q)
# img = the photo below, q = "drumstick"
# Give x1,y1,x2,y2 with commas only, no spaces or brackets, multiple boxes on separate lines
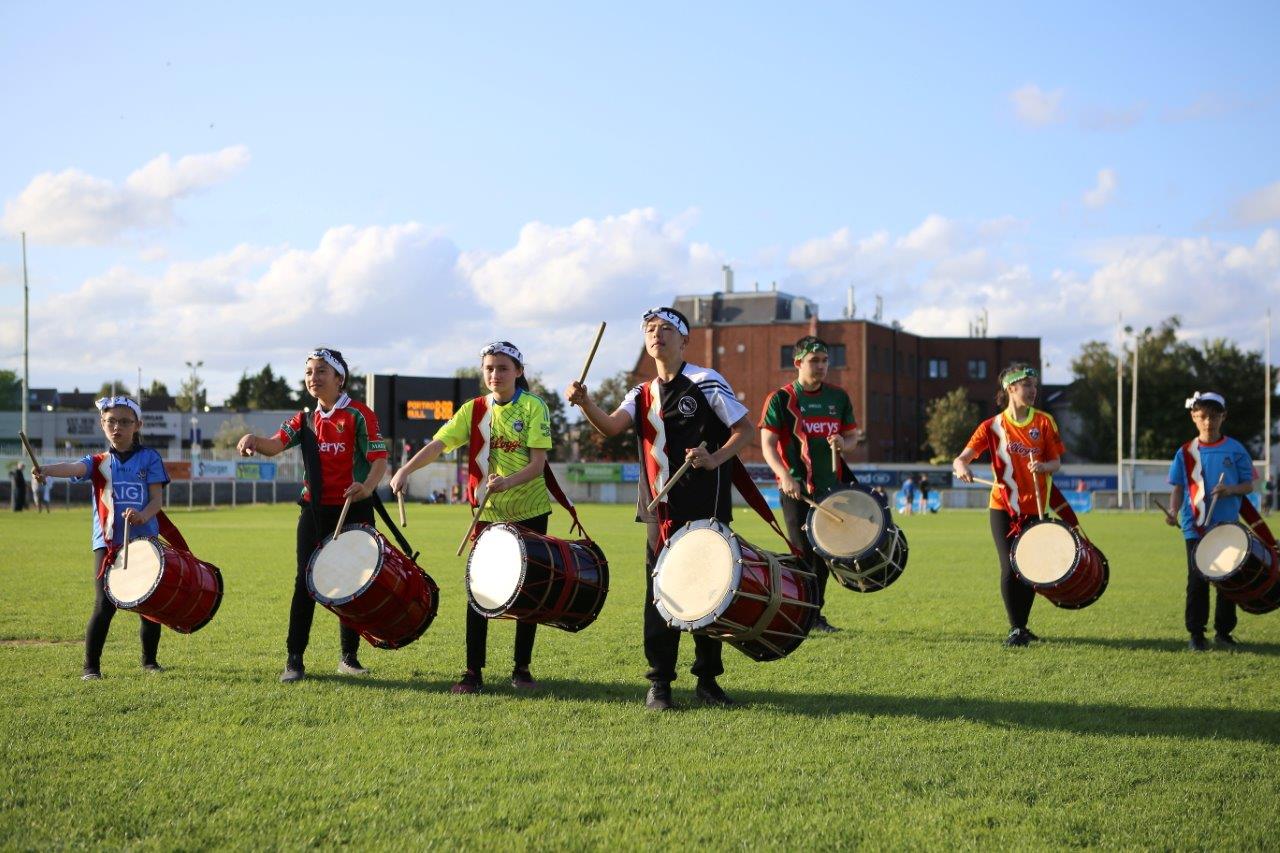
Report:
456,488,491,557
1152,496,1176,523
1029,452,1044,520
966,475,1003,488
646,441,707,513
1204,472,1227,526
333,495,353,542
397,492,407,527
18,431,41,472
122,518,131,572
577,321,607,385
800,494,844,524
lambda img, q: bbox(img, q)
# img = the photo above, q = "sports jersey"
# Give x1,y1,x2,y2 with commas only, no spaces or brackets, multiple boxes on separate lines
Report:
434,388,553,523
72,447,170,549
274,393,388,506
1168,435,1255,539
760,381,857,496
964,407,1065,517
622,362,749,525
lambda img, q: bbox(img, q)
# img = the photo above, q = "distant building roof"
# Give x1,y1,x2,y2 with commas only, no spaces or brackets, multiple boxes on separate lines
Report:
673,290,818,327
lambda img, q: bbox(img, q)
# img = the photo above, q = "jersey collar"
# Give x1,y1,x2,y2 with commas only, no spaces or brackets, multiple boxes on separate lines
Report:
1003,406,1037,429
316,392,350,419
491,388,524,406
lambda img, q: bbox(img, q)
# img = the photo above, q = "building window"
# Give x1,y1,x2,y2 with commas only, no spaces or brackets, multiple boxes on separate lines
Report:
928,358,949,379
967,359,987,379
779,346,792,368
829,344,846,368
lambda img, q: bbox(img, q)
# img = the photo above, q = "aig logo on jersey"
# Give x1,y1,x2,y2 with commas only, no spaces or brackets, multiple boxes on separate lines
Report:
113,482,145,504
677,396,698,417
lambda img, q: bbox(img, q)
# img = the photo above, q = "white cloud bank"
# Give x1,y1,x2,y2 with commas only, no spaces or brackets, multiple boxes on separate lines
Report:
1083,168,1118,209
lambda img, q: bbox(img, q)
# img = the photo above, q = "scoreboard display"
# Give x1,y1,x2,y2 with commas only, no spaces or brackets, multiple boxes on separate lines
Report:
367,374,482,455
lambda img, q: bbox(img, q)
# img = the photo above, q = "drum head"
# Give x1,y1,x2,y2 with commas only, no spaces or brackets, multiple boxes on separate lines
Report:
310,528,381,602
468,525,525,611
106,540,165,606
811,489,885,557
1013,522,1077,585
1196,524,1248,579
654,525,736,624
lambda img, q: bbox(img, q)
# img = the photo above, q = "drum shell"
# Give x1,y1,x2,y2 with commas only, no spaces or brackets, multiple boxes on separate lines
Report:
1193,522,1280,615
466,524,609,633
106,539,224,634
1010,518,1109,610
806,485,909,594
307,524,439,650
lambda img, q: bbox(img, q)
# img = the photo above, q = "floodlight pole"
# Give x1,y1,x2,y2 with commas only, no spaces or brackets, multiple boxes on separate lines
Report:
21,232,29,437
1115,314,1124,508
1267,309,1274,510
1130,329,1140,509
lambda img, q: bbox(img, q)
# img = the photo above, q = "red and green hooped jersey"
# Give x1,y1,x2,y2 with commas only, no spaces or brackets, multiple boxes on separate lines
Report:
964,407,1065,517
433,389,553,523
274,393,388,506
759,381,857,497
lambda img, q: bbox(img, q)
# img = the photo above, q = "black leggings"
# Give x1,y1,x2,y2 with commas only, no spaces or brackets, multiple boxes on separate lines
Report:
85,549,161,670
779,491,831,608
990,510,1037,630
288,501,375,657
464,514,547,673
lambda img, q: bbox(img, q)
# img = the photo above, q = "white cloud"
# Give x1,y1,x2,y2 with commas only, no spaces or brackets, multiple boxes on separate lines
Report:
1083,168,1118,209
1,146,250,246
1010,83,1066,127
1230,179,1280,227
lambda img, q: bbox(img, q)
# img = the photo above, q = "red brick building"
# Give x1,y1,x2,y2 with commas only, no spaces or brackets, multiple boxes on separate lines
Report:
631,289,1040,463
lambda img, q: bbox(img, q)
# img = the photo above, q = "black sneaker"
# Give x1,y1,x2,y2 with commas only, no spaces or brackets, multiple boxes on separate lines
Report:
280,654,305,683
451,669,483,695
1188,634,1208,652
694,678,736,707
1025,629,1041,642
812,615,840,634
511,667,540,690
81,667,102,681
1003,628,1031,648
338,655,370,676
142,662,165,673
1213,633,1239,648
645,682,675,711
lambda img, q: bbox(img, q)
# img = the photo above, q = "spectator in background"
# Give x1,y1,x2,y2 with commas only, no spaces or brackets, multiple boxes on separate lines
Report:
901,474,916,516
40,475,54,512
10,463,28,512
917,474,931,513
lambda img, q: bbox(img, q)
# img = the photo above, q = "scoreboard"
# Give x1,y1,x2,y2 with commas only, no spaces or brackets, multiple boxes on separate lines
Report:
367,374,482,455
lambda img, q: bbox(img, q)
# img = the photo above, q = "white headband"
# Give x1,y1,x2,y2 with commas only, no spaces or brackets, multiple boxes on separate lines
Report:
96,396,143,420
480,341,524,364
1185,391,1226,410
642,307,689,336
306,349,346,378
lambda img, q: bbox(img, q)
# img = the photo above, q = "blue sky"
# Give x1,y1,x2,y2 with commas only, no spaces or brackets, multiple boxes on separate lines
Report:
2,2,1277,400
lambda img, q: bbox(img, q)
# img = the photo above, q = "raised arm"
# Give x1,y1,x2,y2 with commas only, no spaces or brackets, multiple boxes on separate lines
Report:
389,439,448,495
565,380,633,438
237,433,286,458
31,460,89,483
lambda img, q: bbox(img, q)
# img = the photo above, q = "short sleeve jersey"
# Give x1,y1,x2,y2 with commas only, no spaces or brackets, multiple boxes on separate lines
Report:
72,447,170,549
434,389,554,523
759,382,856,496
1168,436,1255,539
964,408,1066,516
274,394,388,505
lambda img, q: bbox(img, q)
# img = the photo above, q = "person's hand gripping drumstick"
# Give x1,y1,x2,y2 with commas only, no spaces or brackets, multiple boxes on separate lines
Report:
1153,496,1178,526
397,492,407,528
18,431,42,480
457,486,491,557
647,442,707,513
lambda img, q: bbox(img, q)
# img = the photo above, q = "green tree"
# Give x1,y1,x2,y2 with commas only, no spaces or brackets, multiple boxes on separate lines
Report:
213,415,251,450
923,387,980,463
144,379,170,399
0,369,19,410
176,375,207,412
228,365,298,410
571,370,636,461
526,373,568,461
97,380,133,399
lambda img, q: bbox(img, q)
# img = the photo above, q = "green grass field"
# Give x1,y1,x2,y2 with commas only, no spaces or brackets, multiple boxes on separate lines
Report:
2,503,1278,849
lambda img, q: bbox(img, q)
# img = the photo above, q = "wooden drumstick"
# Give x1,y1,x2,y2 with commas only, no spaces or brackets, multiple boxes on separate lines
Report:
1152,496,1177,523
397,492,407,527
333,495,353,542
18,431,41,472
456,487,491,557
646,441,707,513
800,494,844,524
122,518,131,572
970,476,1003,489
1204,472,1227,526
1029,452,1044,520
577,321,607,385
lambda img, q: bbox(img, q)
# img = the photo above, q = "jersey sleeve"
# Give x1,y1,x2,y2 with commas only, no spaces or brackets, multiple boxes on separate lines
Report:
618,384,642,421
69,453,96,483
274,411,305,451
759,389,786,433
697,369,749,427
1168,453,1185,486
840,390,857,432
965,420,991,459
145,449,170,486
1041,413,1065,461
433,400,474,452
355,405,389,462
525,395,553,451
1234,443,1256,485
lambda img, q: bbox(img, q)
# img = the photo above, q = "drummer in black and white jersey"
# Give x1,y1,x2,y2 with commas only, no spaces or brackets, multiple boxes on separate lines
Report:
566,306,752,711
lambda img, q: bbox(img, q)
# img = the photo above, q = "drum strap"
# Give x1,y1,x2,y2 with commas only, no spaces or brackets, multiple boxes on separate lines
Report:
369,493,421,563
543,466,589,540
1240,500,1277,551
731,459,804,558
733,545,785,642
98,510,191,579
298,414,324,536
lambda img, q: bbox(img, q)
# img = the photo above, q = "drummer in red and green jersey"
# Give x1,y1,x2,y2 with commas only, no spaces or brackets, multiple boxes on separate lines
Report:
391,341,553,695
759,335,861,633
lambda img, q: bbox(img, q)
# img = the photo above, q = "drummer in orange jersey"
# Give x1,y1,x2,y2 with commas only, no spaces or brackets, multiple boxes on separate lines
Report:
952,363,1064,647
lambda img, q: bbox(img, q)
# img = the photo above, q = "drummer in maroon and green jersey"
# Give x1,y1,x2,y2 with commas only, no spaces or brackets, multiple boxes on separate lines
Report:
759,335,860,632
391,341,553,695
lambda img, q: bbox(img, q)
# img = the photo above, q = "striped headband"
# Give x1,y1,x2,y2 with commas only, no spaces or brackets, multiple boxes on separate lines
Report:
95,396,142,420
1185,391,1226,410
1000,367,1038,388
642,307,689,336
480,341,524,364
306,348,346,378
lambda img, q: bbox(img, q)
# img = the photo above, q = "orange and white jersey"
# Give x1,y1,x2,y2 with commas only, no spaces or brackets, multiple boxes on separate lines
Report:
965,408,1066,517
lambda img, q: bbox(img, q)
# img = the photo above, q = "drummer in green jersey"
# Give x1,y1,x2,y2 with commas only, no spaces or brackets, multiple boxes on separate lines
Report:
759,335,861,633
390,341,553,694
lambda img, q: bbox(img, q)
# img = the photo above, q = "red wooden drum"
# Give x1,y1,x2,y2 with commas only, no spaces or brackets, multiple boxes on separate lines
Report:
652,519,819,662
1010,518,1109,610
806,485,909,593
1193,522,1280,615
105,538,224,633
466,524,609,632
307,524,439,650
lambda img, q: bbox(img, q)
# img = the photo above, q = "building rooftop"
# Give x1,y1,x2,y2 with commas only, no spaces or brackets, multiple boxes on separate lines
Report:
673,290,817,327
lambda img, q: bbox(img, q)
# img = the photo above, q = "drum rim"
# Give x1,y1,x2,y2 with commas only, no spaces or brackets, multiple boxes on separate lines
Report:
1010,517,1085,589
306,523,387,605
806,484,890,562
465,522,529,616
1193,521,1261,582
652,518,743,630
105,537,168,608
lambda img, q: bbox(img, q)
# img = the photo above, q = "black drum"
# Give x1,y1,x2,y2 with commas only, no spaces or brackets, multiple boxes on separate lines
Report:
805,485,909,593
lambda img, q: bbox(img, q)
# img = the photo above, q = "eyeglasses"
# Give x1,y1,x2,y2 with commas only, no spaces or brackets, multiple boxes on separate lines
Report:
102,418,137,428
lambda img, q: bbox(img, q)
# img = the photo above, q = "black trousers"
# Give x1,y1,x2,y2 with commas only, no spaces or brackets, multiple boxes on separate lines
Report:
1184,538,1237,636
465,513,546,673
644,523,724,684
779,492,831,608
288,501,375,657
85,548,161,670
990,510,1037,630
